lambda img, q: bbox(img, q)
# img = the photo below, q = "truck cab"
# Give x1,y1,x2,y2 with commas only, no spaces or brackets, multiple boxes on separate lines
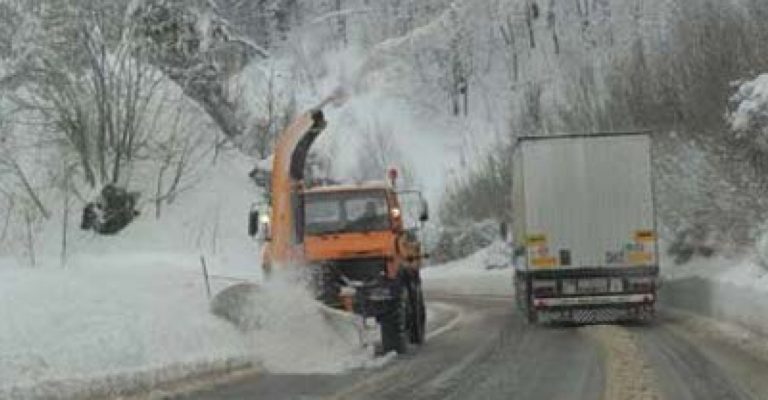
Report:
301,183,426,306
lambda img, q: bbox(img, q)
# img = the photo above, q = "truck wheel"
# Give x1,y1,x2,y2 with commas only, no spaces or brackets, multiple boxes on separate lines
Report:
409,281,426,345
380,286,409,354
526,293,538,324
527,308,539,324
637,304,655,323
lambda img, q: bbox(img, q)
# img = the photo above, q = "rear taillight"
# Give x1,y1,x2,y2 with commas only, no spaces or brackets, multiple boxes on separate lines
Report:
628,277,655,292
532,280,557,297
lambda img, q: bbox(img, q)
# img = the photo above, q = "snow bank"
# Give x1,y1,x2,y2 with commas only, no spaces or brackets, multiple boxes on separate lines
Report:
0,153,377,398
230,270,375,374
0,257,247,398
0,259,374,399
663,255,768,294
422,241,514,297
661,255,768,337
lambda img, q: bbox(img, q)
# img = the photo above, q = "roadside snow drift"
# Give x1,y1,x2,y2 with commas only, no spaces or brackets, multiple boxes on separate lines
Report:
662,256,768,337
0,155,374,399
422,241,514,297
0,257,246,398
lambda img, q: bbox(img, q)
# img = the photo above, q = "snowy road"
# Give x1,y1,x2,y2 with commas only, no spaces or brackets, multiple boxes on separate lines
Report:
179,293,768,400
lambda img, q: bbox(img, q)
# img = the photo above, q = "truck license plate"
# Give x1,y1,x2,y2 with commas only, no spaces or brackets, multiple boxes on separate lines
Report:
578,278,608,293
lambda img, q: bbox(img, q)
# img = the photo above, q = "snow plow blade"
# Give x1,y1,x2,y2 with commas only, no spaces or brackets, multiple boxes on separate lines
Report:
210,282,264,331
210,282,366,347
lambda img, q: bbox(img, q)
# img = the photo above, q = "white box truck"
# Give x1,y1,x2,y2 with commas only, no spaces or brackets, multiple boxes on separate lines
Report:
511,133,658,323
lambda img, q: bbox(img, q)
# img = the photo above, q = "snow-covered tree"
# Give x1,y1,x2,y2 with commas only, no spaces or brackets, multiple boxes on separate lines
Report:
729,75,768,151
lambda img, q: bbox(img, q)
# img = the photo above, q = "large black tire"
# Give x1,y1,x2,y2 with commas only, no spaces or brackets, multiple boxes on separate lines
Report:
636,303,655,324
519,273,538,324
525,290,539,324
409,279,426,345
380,285,409,354
527,305,539,324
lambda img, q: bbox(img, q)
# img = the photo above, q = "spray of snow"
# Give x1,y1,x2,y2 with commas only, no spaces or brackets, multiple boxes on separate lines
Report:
233,268,375,374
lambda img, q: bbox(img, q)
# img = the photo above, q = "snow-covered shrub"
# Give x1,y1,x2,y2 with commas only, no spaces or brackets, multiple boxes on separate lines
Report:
728,74,768,150
431,219,500,263
482,240,512,270
439,146,512,227
133,0,266,141
666,222,717,265
730,75,768,271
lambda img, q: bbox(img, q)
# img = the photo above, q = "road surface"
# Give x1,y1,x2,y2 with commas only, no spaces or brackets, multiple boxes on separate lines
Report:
178,292,768,400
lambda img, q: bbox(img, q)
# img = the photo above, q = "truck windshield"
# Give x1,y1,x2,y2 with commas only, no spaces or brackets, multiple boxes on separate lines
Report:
304,190,391,235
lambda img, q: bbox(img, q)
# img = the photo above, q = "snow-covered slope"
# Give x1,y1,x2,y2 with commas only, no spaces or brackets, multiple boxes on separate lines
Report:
0,154,375,399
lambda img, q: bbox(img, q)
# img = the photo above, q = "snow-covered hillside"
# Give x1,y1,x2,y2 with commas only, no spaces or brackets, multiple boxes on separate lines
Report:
0,156,376,398
3,0,768,396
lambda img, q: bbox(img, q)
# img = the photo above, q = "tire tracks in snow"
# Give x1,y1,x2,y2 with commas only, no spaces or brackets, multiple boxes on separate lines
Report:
325,301,464,400
584,325,664,400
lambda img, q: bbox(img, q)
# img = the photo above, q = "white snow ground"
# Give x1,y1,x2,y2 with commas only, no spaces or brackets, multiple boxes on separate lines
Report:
0,195,509,400
422,241,514,297
0,155,373,399
0,256,246,398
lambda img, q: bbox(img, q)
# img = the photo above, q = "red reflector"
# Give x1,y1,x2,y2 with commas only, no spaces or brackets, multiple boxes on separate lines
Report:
632,283,653,292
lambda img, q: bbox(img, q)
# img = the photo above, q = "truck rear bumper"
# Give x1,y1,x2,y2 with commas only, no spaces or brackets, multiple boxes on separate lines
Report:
515,266,659,323
517,265,659,278
533,293,654,308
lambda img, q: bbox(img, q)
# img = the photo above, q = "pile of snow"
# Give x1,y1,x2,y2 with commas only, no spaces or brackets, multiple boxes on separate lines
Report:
662,254,768,338
0,154,378,398
0,257,246,398
0,259,375,399
664,254,768,294
422,241,514,297
231,269,376,374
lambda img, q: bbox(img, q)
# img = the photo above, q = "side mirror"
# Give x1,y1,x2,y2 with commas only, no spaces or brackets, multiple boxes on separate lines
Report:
248,210,260,237
419,199,430,222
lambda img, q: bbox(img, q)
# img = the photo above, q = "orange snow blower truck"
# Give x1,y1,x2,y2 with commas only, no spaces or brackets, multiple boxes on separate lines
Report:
248,109,429,354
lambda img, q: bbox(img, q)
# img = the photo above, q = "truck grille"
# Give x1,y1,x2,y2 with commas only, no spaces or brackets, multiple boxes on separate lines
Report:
325,259,387,283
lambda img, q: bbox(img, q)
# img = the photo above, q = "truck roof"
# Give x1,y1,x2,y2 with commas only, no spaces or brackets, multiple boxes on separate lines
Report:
303,181,392,194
